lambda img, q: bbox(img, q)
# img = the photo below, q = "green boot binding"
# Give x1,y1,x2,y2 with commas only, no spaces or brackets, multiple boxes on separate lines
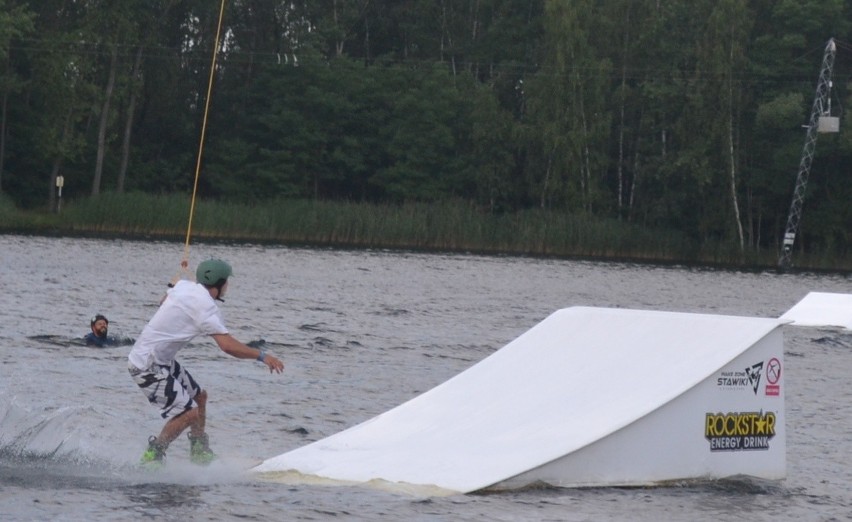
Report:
188,432,216,465
140,435,166,469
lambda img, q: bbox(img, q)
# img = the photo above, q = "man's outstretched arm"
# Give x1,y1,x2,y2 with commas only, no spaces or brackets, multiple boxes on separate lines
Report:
212,333,284,373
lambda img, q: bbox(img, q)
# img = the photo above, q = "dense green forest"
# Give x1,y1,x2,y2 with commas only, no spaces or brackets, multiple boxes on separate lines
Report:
0,0,850,264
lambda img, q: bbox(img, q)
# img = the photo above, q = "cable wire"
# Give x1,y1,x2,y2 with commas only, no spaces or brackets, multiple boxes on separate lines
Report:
174,0,227,282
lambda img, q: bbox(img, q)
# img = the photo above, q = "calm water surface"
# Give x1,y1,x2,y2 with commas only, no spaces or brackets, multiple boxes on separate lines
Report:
1,235,851,521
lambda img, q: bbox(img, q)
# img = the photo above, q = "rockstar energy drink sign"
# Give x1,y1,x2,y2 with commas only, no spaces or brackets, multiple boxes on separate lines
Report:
705,411,776,451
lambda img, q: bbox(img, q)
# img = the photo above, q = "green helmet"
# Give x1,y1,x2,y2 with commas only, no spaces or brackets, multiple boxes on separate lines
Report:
196,258,232,286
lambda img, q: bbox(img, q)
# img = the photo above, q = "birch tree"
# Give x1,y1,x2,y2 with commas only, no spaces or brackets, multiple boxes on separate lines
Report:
526,0,610,212
699,0,752,252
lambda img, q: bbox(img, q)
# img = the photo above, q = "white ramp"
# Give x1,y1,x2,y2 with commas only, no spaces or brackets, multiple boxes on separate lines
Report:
779,292,852,330
254,307,785,493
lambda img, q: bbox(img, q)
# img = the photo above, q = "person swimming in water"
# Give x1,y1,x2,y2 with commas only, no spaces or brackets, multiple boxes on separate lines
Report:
84,314,121,347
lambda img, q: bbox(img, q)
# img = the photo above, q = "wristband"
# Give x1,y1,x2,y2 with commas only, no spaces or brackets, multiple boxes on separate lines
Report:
256,348,266,362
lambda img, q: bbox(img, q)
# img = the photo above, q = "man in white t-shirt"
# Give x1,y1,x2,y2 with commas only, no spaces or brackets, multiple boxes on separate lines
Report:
128,258,284,467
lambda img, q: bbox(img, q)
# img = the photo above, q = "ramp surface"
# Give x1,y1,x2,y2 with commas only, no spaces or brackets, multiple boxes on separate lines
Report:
254,307,782,493
779,292,852,330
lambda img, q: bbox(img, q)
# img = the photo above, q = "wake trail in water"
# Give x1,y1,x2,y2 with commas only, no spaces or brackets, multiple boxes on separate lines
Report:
0,397,256,489
0,400,99,462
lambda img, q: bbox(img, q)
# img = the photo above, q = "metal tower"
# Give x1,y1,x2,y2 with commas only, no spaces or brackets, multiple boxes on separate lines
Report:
778,38,838,269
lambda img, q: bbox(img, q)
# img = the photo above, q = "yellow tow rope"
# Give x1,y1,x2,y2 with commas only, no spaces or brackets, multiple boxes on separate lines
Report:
174,0,228,282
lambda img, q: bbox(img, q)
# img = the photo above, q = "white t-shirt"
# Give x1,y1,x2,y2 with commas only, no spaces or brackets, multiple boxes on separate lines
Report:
128,280,228,370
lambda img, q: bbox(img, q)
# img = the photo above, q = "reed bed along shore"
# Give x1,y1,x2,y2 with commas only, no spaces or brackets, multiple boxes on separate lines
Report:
1,192,847,271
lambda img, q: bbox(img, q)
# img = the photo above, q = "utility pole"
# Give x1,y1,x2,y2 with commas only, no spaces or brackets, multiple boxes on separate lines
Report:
778,38,838,269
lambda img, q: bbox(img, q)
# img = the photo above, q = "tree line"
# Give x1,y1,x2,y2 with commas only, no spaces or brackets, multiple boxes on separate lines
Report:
1,0,850,259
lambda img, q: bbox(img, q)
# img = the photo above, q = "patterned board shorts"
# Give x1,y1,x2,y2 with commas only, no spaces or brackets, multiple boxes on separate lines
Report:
128,359,201,419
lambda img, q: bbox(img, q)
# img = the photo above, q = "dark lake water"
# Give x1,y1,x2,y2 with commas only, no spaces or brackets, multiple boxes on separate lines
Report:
1,235,851,521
